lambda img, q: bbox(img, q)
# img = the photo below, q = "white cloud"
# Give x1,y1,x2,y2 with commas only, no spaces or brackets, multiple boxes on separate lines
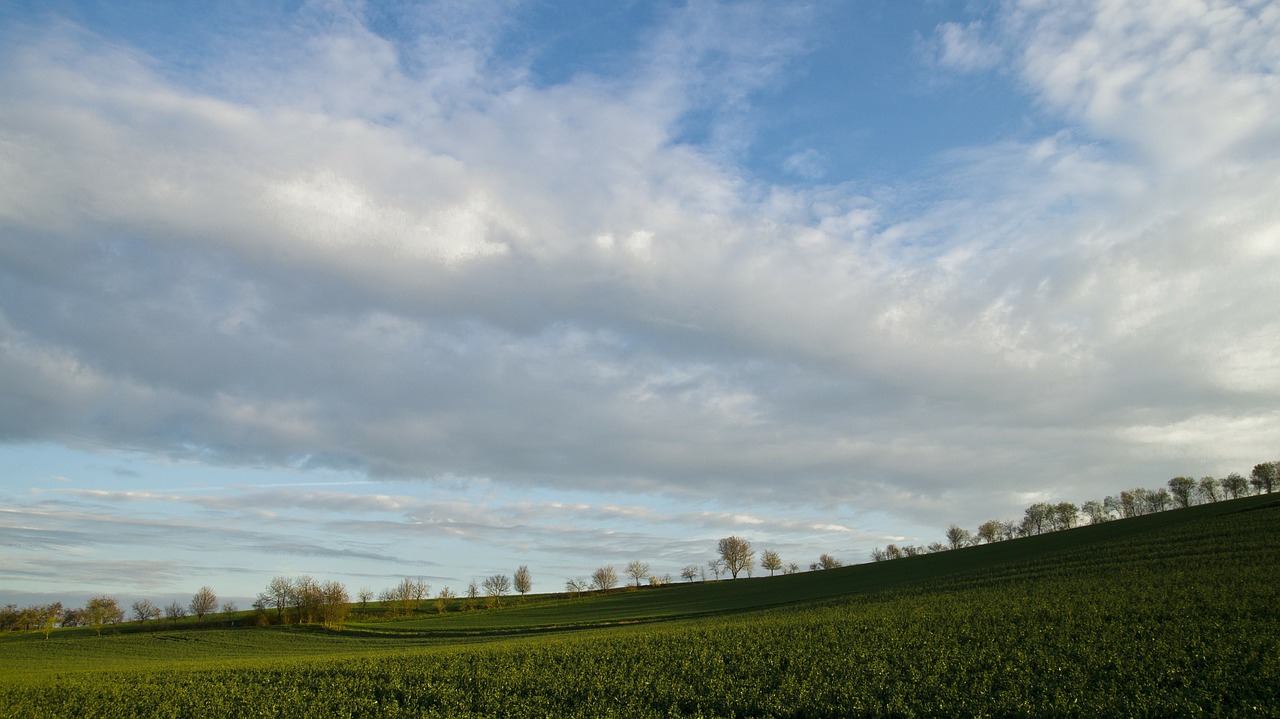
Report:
931,20,1004,73
1,2,1279,600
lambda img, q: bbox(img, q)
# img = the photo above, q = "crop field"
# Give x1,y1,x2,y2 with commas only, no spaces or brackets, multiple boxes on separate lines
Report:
2,495,1278,717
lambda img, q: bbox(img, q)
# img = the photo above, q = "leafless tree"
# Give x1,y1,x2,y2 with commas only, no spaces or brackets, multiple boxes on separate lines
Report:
591,565,618,592
626,560,650,588
268,576,293,623
435,586,456,613
320,581,350,630
513,565,532,598
680,565,699,582
565,578,588,597
817,553,843,569
760,549,783,576
190,586,218,622
131,599,160,623
482,574,511,607
717,536,754,579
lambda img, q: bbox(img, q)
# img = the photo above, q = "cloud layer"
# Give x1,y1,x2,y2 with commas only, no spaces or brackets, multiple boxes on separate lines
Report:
1,0,1278,598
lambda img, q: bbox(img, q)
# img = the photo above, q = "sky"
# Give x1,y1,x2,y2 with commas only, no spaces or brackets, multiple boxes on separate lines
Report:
1,0,1278,608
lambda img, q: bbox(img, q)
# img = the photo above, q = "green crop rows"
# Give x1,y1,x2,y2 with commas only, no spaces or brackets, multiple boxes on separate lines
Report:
3,497,1278,717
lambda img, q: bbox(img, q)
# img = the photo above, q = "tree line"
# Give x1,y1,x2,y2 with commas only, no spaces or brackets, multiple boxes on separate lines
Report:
13,461,1271,638
871,460,1278,560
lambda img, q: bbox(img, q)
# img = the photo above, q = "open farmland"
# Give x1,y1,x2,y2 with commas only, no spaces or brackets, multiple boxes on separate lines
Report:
2,494,1278,718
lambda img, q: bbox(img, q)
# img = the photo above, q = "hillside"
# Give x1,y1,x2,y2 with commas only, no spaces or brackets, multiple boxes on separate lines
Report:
2,493,1277,717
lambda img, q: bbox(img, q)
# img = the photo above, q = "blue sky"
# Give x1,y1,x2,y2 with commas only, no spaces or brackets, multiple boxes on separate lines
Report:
2,0,1278,607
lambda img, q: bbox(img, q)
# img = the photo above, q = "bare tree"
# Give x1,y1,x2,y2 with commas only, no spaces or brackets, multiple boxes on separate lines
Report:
784,562,800,575
320,581,350,631
625,560,650,588
358,588,373,608
412,578,431,604
190,586,218,622
482,574,511,607
220,601,237,616
513,565,532,599
565,578,588,597
717,536,754,579
591,565,618,592
817,553,843,569
464,580,479,611
131,599,160,623
165,601,187,622
268,576,293,623
760,549,783,576
435,586,456,613
680,565,699,583
707,559,725,580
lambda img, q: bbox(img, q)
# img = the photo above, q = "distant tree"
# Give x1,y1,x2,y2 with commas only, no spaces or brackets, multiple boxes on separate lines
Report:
435,586,456,613
36,603,63,639
294,576,322,624
625,560,650,588
85,596,123,636
482,574,511,607
412,578,431,605
221,601,237,616
976,520,1003,543
717,536,754,579
565,578,588,597
165,601,187,622
357,588,373,608
945,524,973,550
190,586,218,622
760,549,783,576
784,562,800,575
268,576,293,623
319,581,350,630
817,553,843,569
385,578,418,616
707,559,725,580
1168,476,1196,508
252,594,270,625
1021,503,1053,535
1250,462,1277,494
1081,500,1109,524
464,580,479,611
1148,488,1171,513
680,565,699,583
1221,473,1249,499
1103,495,1123,520
131,599,160,623
591,565,618,593
513,565,532,599
1197,476,1221,504
1054,502,1079,530
1118,490,1140,518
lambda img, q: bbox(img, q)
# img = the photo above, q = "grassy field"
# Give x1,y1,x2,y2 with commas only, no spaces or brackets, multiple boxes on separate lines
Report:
2,493,1277,717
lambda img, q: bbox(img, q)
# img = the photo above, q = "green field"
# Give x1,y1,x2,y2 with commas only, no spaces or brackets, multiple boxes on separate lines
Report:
3,494,1278,717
